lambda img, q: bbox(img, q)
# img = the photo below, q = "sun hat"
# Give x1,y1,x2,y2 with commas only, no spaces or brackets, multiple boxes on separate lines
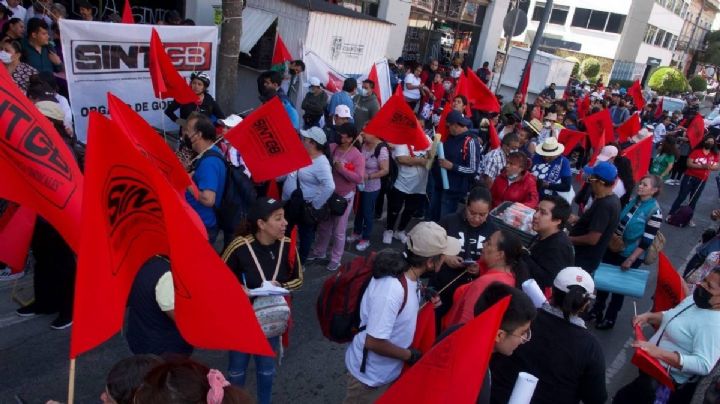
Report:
526,119,543,135
535,137,565,157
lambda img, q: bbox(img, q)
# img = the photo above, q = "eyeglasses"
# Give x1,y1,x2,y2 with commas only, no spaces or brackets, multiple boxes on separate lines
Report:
502,328,531,344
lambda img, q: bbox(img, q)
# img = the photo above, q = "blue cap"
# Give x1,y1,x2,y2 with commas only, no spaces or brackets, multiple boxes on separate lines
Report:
583,161,617,183
446,110,472,127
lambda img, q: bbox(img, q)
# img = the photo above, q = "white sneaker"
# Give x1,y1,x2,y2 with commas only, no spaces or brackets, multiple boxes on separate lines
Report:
664,179,675,185
356,240,371,251
0,267,23,282
346,233,361,243
382,230,394,244
395,230,408,244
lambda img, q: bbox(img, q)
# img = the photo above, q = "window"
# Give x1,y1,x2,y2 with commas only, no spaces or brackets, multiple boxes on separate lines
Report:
663,32,673,48
571,8,591,28
655,29,666,46
605,13,626,33
571,8,625,33
645,25,658,44
550,5,569,25
532,2,545,21
588,10,608,30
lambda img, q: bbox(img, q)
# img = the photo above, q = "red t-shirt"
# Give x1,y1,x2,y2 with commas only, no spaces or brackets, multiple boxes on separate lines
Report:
684,149,719,181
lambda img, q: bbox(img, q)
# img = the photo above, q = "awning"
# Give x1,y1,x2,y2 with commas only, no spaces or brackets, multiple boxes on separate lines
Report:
240,7,278,55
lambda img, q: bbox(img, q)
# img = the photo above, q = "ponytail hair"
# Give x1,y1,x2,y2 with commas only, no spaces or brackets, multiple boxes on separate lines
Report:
551,285,592,320
496,229,530,287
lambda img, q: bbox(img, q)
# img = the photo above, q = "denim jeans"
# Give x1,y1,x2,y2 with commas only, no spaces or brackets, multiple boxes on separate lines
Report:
669,175,706,215
353,190,380,240
207,225,219,245
297,222,317,264
228,336,280,404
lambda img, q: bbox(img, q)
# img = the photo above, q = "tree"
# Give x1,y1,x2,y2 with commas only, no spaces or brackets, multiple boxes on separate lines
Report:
689,75,708,92
648,67,689,94
581,58,600,82
565,56,580,77
217,0,244,111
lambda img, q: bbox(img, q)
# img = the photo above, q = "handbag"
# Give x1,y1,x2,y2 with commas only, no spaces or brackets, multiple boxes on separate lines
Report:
593,263,650,298
643,231,665,265
608,233,625,253
667,180,705,228
326,192,348,216
246,239,291,338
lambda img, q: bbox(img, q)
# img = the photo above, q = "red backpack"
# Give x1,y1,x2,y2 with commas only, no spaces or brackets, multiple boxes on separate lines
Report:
316,253,407,343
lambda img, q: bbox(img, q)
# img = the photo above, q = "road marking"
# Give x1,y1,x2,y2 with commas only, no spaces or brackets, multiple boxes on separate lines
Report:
605,336,634,384
0,313,34,329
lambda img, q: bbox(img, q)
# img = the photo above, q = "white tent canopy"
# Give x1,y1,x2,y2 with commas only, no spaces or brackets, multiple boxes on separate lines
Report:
239,7,277,55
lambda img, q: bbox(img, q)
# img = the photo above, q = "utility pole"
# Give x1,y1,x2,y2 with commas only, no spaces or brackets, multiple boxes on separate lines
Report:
681,0,705,73
217,0,244,111
495,0,522,92
522,0,553,90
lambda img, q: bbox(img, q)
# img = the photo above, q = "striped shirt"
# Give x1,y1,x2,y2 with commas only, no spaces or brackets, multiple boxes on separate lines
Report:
616,199,662,250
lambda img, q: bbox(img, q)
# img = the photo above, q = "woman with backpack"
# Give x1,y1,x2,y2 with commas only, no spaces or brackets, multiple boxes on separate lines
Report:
587,175,663,330
347,133,389,252
222,197,302,404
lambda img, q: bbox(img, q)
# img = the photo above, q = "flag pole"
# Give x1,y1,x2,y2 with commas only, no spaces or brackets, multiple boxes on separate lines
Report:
67,358,76,404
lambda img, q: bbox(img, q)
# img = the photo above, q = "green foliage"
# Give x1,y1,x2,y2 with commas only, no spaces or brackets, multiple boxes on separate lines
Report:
688,75,708,92
701,31,720,66
565,56,580,77
581,58,600,81
648,67,689,94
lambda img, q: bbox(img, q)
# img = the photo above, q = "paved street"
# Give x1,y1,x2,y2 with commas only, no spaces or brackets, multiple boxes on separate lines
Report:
2,171,719,403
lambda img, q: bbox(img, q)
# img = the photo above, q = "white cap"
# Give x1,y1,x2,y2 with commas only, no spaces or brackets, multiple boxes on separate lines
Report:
596,145,618,162
554,267,595,296
305,77,322,87
218,114,243,128
334,104,352,118
300,126,327,145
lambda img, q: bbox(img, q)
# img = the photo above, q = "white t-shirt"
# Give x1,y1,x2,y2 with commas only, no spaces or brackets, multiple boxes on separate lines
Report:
345,275,420,387
403,73,421,100
653,123,667,144
1,1,26,22
392,144,429,194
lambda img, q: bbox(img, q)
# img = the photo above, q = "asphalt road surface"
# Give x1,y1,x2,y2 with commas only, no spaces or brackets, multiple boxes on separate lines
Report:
2,155,719,404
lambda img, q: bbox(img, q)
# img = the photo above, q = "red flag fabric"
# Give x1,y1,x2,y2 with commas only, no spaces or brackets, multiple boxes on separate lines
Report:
121,0,134,23
107,93,196,196
617,113,642,143
631,324,675,390
378,297,510,403
488,121,500,150
368,64,383,105
465,68,501,113
436,105,451,143
149,28,199,104
394,83,403,97
0,67,83,251
577,95,591,120
224,97,312,182
266,178,280,200
558,128,587,156
0,203,36,273
628,80,645,110
410,304,436,354
654,97,664,120
686,114,706,149
287,226,298,270
272,34,293,65
519,65,531,105
621,136,653,183
363,94,431,150
652,252,686,313
453,74,473,117
71,112,272,358
583,109,613,164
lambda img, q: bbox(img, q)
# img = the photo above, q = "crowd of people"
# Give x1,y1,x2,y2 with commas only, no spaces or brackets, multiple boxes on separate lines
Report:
3,3,720,403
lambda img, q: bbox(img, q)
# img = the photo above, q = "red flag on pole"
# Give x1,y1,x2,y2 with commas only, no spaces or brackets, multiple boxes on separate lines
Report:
71,112,272,358
272,34,293,65
628,80,645,110
0,203,36,274
577,95,591,120
0,67,83,251
465,68,501,113
519,65,531,105
558,128,587,156
654,97,664,120
685,114,706,149
149,28,199,104
224,97,312,182
363,94,431,150
617,113,642,143
652,252,686,313
368,64,383,105
583,109,613,164
121,0,134,23
410,304,437,354
287,226,299,270
394,82,403,97
631,324,675,390
378,297,510,403
266,178,280,200
436,105,451,143
107,93,196,196
621,136,653,183
488,120,501,150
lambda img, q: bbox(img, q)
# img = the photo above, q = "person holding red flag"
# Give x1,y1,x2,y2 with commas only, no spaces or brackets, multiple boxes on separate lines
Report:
614,269,720,404
668,136,720,226
490,267,607,404
164,72,225,125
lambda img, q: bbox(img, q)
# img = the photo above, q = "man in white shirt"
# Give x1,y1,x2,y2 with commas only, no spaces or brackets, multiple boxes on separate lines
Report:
654,115,670,145
2,0,26,22
344,222,460,404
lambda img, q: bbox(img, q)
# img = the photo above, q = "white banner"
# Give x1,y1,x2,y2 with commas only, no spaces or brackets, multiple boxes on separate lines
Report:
303,51,391,105
59,20,218,142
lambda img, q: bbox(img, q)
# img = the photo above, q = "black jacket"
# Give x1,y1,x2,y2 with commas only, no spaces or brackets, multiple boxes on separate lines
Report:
164,92,225,122
525,231,574,290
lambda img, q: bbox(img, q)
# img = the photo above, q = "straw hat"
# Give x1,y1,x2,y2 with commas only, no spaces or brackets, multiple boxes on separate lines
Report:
536,137,565,157
526,119,543,135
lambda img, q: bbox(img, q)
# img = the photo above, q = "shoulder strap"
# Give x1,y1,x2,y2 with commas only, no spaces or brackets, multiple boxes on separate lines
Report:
244,238,286,282
398,274,408,314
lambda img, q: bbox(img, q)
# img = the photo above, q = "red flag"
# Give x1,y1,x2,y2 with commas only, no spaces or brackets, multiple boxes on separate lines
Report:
326,72,344,93
266,178,280,200
410,304,436,354
558,128,587,156
71,113,272,358
583,109,613,164
628,80,644,110
686,114,706,149
0,203,36,273
519,65,531,105
631,324,675,390
617,113,642,143
368,64,383,105
224,97,312,182
436,105,451,143
654,97,664,120
378,297,510,403
272,34,293,65
652,252,686,313
107,93,196,196
577,95,591,120
621,136,653,183
488,121,500,150
465,68,501,113
363,94,431,150
149,28,199,104
121,0,134,23
454,74,473,117
287,226,298,270
394,83,403,97
0,67,83,251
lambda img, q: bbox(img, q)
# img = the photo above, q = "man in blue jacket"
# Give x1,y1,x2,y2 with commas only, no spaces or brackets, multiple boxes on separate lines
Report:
435,111,479,217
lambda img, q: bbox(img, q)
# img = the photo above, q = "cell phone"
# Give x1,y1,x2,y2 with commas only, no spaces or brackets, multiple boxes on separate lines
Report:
463,259,476,266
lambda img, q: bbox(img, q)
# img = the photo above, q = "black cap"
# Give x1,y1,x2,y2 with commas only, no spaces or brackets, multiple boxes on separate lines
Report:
248,197,284,224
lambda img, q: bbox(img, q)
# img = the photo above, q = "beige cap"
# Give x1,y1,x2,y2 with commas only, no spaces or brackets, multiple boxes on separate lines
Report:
406,222,461,257
35,101,65,122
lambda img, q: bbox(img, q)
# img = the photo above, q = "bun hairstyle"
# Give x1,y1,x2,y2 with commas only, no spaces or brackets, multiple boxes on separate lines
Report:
552,285,592,320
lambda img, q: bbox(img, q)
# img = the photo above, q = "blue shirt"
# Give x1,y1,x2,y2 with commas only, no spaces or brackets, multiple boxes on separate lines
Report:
327,91,355,121
282,98,301,130
531,154,572,195
186,146,226,228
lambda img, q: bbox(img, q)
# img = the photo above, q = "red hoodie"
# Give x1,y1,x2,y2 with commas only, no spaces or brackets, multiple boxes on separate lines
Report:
490,170,539,209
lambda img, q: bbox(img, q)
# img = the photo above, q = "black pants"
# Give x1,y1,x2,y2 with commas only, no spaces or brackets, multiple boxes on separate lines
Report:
669,155,688,180
31,219,76,319
592,250,641,322
386,188,424,232
613,372,697,404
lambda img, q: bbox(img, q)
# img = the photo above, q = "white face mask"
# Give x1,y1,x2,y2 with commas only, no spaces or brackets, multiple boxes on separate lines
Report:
358,88,367,97
0,50,11,65
544,121,552,128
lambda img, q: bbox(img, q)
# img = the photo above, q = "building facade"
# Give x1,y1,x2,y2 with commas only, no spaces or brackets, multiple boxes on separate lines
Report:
672,0,720,74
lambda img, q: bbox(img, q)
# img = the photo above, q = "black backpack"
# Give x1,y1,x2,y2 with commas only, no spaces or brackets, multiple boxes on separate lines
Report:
195,149,257,233
374,142,397,192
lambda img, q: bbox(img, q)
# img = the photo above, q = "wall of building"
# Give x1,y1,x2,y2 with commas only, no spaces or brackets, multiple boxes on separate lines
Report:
377,0,411,60
185,0,219,26
472,0,510,69
613,0,654,62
